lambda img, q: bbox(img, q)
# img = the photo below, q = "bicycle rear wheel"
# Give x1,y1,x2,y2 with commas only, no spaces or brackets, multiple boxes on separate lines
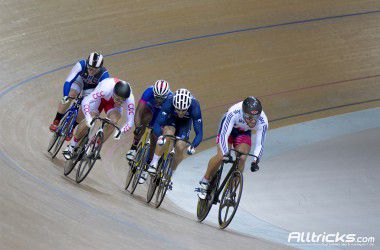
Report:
75,133,103,183
196,169,222,222
63,135,88,176
154,154,174,208
218,171,243,229
129,143,149,194
48,113,73,158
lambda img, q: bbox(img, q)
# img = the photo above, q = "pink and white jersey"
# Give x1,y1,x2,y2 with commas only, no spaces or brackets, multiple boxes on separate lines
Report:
82,78,135,130
219,101,268,159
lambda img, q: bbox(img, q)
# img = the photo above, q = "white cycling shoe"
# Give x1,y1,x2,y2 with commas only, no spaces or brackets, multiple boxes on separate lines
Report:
126,149,136,161
138,171,148,184
197,181,210,200
62,145,75,160
147,163,157,174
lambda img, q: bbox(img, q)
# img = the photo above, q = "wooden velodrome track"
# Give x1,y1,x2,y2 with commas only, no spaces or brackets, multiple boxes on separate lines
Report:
1,1,379,249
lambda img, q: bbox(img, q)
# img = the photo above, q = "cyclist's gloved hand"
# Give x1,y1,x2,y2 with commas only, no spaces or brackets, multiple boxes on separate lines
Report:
61,96,70,104
133,125,143,137
222,154,233,163
157,136,166,146
86,117,94,129
250,157,259,172
114,129,121,140
187,146,196,155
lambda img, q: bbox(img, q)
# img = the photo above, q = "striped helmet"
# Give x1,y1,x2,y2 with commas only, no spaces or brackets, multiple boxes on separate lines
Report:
87,52,104,68
173,88,192,110
153,80,170,98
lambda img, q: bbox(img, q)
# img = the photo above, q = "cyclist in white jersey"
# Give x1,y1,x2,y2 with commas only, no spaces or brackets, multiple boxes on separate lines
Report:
197,97,268,199
62,78,135,160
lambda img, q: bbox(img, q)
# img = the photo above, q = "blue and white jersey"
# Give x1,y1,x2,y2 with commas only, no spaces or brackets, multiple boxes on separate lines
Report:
139,86,173,112
219,101,268,159
63,59,109,96
153,96,203,148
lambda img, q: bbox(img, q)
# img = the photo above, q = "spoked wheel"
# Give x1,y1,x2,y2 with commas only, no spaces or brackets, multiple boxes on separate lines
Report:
63,136,88,176
48,113,73,158
146,158,163,203
154,154,174,208
218,171,243,229
129,144,149,194
196,170,221,222
75,133,103,184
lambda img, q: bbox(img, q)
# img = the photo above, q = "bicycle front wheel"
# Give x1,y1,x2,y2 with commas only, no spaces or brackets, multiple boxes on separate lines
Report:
155,154,174,208
125,145,142,191
146,158,162,203
131,144,149,194
129,143,149,194
218,171,243,229
76,133,103,183
48,112,73,158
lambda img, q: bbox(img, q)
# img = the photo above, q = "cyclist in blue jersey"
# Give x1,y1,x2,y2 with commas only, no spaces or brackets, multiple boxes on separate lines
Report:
125,80,172,163
144,88,203,182
49,52,109,141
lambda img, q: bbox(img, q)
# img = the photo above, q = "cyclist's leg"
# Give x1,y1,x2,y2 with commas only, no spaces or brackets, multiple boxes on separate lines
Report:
204,145,224,180
103,108,122,143
74,88,93,125
128,107,153,157
204,127,236,180
71,92,101,147
156,125,175,156
172,118,191,171
51,78,82,130
233,130,252,172
148,125,175,172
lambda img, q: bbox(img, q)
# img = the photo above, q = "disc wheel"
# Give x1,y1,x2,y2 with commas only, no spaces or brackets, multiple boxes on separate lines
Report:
196,175,219,222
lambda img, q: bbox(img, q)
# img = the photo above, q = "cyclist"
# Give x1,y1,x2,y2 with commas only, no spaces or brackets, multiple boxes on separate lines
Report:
62,78,135,160
125,80,172,162
142,88,203,184
197,96,268,199
49,52,109,140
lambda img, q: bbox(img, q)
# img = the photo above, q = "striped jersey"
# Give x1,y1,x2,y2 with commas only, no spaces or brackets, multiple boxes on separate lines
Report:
219,101,268,160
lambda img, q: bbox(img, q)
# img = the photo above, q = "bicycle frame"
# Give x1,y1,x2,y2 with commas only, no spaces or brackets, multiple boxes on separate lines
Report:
161,134,191,163
57,97,83,136
212,149,256,204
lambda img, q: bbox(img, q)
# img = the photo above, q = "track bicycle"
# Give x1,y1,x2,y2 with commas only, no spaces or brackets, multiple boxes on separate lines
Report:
196,148,256,229
47,96,82,158
126,125,152,194
63,117,120,183
147,134,191,208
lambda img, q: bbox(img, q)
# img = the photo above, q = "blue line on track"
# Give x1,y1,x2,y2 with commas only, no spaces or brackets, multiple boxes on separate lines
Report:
1,9,379,98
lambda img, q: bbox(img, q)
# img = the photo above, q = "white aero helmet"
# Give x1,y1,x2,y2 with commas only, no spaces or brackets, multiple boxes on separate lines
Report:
173,88,192,110
153,80,170,97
